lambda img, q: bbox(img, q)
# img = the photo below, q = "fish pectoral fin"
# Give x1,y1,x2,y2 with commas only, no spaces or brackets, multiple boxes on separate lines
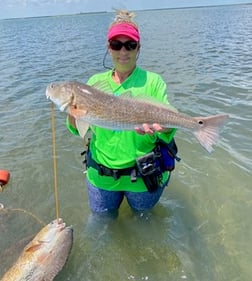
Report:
25,241,44,252
76,119,90,138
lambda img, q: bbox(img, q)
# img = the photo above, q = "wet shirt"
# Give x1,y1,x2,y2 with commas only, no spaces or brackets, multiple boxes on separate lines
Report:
67,66,176,192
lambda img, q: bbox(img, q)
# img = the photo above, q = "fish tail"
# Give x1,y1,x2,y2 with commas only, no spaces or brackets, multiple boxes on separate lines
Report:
193,114,229,153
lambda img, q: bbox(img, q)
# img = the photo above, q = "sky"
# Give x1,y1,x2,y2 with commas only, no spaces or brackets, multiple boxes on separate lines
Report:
0,0,251,19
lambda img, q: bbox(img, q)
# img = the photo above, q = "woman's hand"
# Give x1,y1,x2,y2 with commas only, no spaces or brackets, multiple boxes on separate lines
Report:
135,123,171,135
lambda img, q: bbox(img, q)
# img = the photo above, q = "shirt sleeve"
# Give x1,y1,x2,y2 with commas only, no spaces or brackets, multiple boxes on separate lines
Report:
66,116,80,136
157,128,177,143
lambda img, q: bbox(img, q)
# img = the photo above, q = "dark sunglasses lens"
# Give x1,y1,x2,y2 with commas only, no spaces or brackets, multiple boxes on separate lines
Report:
109,40,138,51
109,41,123,50
125,41,138,50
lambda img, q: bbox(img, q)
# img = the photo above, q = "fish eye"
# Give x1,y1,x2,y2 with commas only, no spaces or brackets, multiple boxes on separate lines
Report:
198,120,204,125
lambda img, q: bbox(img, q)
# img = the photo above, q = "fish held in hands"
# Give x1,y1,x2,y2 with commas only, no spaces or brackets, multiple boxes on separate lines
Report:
46,81,229,153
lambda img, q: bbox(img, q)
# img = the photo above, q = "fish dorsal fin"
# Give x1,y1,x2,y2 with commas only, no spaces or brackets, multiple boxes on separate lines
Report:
91,82,178,112
91,81,113,94
117,91,133,98
91,81,133,98
130,94,178,113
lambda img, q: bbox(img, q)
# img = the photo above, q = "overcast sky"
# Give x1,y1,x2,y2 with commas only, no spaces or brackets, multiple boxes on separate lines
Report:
0,0,251,19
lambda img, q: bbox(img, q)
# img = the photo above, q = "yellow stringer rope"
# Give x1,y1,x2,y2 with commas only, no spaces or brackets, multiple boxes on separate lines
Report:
50,102,60,223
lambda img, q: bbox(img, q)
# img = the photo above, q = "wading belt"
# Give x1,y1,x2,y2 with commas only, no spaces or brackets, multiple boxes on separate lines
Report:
82,137,179,190
87,155,137,182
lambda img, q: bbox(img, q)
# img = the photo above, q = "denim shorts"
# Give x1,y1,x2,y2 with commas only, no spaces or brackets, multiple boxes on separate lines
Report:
86,178,169,213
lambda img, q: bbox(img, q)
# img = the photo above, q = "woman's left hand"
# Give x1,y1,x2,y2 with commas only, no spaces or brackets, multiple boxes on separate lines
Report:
135,123,170,135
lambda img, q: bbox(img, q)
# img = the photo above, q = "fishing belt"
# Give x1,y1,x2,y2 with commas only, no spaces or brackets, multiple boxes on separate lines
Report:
81,138,180,193
85,155,137,182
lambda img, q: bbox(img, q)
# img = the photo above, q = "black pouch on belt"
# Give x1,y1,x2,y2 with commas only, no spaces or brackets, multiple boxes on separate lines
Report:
136,152,161,193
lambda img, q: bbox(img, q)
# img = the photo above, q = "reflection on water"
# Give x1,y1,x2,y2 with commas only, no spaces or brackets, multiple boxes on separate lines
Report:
1,4,252,281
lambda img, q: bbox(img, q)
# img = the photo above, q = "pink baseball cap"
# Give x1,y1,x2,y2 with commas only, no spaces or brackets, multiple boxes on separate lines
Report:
107,22,140,42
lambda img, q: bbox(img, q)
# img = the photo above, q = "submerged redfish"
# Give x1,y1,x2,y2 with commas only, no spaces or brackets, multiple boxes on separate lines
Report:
1,219,73,281
46,81,229,153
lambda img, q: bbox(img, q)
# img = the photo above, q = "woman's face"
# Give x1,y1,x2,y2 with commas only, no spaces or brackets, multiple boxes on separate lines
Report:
108,35,140,72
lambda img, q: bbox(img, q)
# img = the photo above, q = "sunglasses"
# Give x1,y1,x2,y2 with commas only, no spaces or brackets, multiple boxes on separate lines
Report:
109,40,138,51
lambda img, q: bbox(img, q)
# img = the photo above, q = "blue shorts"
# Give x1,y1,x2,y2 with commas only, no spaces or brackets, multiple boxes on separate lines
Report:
86,178,169,213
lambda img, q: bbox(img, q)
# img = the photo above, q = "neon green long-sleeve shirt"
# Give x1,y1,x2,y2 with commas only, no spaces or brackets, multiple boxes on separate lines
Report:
67,66,176,192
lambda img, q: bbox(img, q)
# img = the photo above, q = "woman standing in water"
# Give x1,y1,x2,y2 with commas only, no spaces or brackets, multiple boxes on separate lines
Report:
67,10,177,216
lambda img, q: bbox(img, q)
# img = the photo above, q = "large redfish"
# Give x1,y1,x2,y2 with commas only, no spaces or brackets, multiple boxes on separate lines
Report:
46,81,229,153
1,219,73,281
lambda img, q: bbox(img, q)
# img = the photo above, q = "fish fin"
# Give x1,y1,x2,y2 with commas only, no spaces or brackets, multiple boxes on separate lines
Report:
133,94,178,112
92,81,113,94
118,91,133,98
91,81,133,98
69,105,90,137
91,82,177,112
25,242,43,252
119,91,178,113
76,119,90,138
193,114,229,153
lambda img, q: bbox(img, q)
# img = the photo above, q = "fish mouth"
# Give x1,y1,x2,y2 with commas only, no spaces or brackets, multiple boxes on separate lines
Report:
54,219,73,232
51,218,65,229
58,223,66,231
45,85,52,99
66,225,74,233
56,219,66,231
46,90,69,112
55,218,63,224
45,83,72,112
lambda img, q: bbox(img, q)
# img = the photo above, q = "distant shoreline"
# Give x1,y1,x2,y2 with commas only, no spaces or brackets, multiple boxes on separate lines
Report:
1,3,251,21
